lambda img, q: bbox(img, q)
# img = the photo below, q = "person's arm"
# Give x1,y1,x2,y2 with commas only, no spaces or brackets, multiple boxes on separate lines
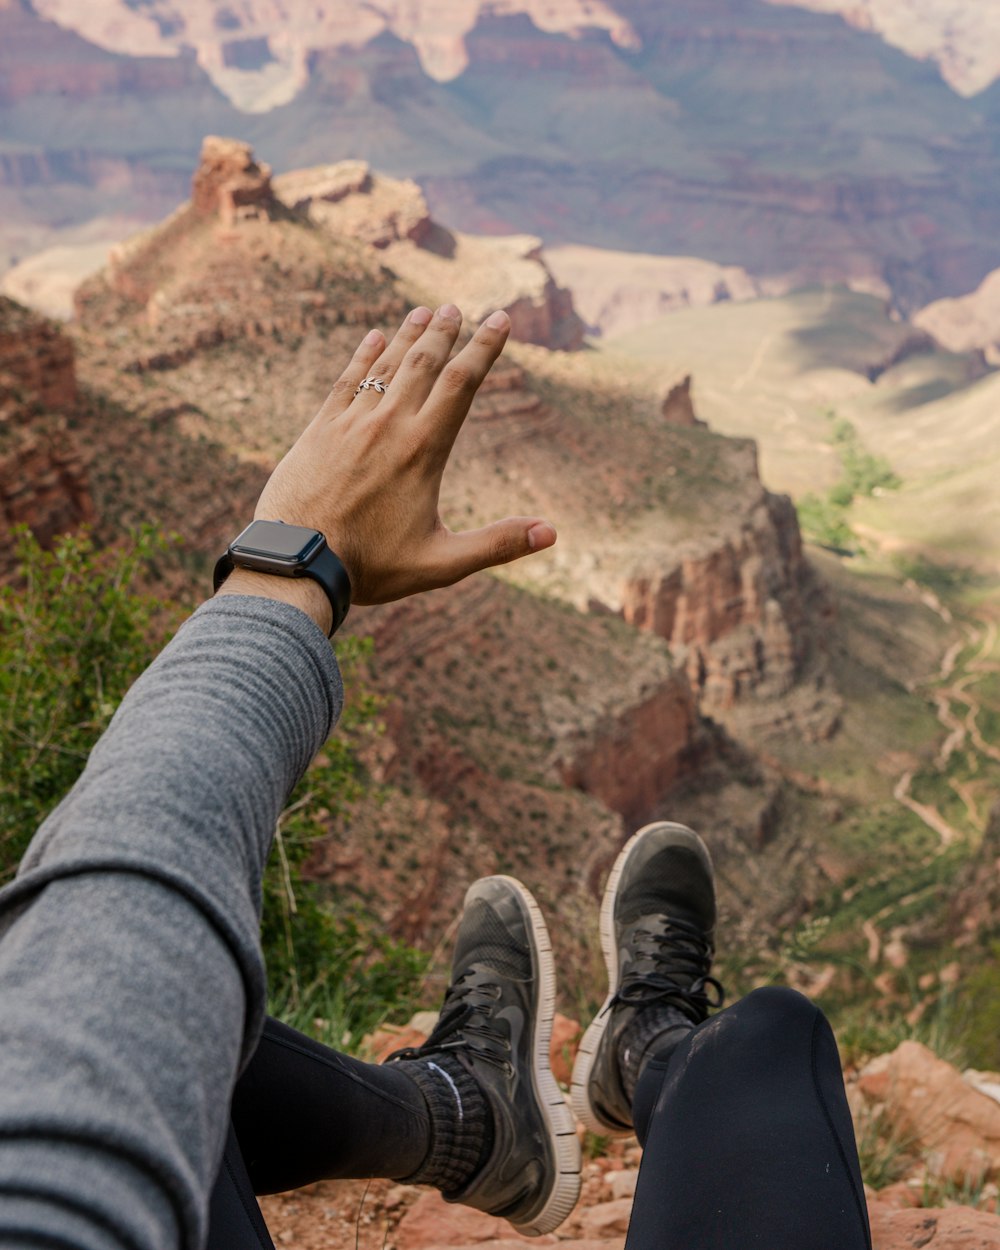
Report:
0,304,555,1250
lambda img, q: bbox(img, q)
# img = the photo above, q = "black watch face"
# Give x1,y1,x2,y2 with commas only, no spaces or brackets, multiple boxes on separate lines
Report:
231,520,324,565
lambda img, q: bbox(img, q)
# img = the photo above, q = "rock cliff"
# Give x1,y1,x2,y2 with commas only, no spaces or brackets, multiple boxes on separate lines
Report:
6,0,1000,318
274,160,585,350
915,267,1000,365
766,0,1000,96
0,298,92,568
621,487,822,714
24,0,639,102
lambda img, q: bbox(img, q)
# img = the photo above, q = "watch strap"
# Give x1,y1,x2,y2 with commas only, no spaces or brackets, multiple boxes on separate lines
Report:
213,540,352,638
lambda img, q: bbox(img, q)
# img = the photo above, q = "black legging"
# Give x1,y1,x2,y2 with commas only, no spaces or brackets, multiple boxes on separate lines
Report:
207,987,871,1250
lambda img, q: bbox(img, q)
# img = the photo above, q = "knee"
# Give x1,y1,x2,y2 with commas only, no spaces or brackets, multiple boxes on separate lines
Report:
724,985,827,1037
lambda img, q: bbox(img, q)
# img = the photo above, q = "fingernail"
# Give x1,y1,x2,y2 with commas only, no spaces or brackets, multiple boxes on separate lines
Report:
437,303,461,322
363,328,383,346
485,310,510,330
527,521,556,551
408,306,432,326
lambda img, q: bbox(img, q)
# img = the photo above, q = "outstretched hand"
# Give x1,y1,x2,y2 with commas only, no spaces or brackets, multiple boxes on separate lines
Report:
220,303,556,628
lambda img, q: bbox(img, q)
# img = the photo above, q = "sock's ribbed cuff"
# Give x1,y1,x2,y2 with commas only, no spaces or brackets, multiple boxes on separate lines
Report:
391,1057,487,1194
620,1006,692,1101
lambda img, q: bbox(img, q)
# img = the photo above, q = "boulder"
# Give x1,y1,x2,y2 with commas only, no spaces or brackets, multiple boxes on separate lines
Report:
857,1042,1000,1185
550,1012,582,1085
395,1191,557,1250
869,1202,1000,1248
575,1198,634,1238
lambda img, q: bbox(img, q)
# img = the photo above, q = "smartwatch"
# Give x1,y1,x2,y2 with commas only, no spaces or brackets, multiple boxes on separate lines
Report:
213,520,352,637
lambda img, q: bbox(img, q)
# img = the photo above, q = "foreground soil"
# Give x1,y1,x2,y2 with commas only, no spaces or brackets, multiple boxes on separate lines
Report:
260,1157,1000,1250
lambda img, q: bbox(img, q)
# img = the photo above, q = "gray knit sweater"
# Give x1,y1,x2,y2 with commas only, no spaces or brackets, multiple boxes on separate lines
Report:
0,596,343,1249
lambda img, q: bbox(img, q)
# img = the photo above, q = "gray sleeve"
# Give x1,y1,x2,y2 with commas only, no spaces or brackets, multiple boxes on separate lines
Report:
0,595,343,1250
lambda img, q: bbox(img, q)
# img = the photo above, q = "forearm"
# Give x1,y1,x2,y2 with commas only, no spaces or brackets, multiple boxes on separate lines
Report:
0,595,343,1249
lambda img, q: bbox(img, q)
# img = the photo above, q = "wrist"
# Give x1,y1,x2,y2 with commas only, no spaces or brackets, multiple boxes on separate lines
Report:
215,568,333,636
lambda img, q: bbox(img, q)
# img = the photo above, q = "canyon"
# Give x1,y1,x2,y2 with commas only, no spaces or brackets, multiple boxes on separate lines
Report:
766,0,1000,96
0,137,844,965
4,0,1000,320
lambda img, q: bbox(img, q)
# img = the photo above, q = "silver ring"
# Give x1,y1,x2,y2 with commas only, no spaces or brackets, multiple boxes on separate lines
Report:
354,376,387,398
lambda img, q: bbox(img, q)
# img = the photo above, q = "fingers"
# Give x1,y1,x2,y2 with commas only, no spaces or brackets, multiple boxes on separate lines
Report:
428,516,557,585
314,306,434,421
420,309,511,453
355,305,436,401
386,302,466,412
313,326,386,421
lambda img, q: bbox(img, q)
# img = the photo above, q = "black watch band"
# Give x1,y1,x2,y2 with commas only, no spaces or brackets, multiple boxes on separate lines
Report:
213,521,352,637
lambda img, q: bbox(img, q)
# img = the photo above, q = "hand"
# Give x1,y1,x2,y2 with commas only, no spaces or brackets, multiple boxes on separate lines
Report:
233,303,557,614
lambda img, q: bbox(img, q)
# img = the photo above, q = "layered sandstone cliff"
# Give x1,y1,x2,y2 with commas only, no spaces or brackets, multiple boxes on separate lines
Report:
765,0,1000,97
915,268,1000,365
25,0,639,104
274,160,585,350
621,489,818,710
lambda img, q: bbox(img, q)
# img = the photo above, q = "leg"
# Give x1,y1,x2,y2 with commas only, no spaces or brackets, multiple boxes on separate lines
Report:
207,1123,276,1250
209,877,581,1245
206,1017,432,1250
572,823,870,1250
628,987,871,1250
230,1017,432,1193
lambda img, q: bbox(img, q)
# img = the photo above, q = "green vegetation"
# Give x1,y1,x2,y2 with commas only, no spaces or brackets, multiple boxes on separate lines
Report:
0,527,427,1047
856,1106,916,1191
798,411,900,551
956,943,1000,1071
0,525,176,877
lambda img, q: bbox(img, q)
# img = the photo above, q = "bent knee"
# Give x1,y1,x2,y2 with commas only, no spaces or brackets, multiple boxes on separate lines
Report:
728,984,826,1032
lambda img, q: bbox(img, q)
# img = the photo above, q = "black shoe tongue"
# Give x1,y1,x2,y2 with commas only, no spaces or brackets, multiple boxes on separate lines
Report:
453,900,531,981
619,847,716,931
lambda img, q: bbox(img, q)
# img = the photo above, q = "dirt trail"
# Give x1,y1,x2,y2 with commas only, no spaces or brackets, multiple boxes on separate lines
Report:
855,593,999,964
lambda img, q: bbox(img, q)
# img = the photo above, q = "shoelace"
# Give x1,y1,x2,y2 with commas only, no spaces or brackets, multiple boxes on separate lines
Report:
389,969,515,1075
610,914,725,1025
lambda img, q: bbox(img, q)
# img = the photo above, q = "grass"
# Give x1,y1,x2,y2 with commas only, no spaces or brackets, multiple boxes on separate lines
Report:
857,1106,917,1190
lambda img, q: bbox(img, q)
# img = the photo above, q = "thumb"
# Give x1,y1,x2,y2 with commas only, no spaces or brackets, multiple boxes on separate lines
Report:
433,517,557,584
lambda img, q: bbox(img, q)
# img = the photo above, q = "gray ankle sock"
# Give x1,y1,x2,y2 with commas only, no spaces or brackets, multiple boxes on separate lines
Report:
391,1056,493,1194
619,1006,692,1102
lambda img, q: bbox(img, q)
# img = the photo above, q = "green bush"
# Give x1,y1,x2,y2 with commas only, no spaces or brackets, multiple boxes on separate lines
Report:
0,525,174,878
0,526,427,1045
797,413,900,550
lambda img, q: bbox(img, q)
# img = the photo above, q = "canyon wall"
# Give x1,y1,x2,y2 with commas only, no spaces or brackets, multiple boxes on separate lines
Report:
621,489,820,713
0,298,93,569
6,0,1000,316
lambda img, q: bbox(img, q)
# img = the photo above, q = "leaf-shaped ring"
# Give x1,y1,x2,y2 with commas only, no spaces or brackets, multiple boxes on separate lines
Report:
354,376,388,398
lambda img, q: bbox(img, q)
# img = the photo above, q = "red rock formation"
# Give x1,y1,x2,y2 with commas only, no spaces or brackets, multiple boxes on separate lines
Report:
190,135,275,225
855,1040,1000,1186
0,297,76,409
0,297,93,570
274,160,432,248
557,672,705,826
274,161,584,349
868,1205,1000,1248
622,485,823,713
659,374,704,427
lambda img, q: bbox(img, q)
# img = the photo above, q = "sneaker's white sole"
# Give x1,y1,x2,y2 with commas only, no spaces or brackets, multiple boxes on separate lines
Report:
493,875,582,1236
570,823,707,1137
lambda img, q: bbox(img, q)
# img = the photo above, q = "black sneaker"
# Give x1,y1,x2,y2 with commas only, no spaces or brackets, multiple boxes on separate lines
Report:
571,822,724,1136
389,876,580,1235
